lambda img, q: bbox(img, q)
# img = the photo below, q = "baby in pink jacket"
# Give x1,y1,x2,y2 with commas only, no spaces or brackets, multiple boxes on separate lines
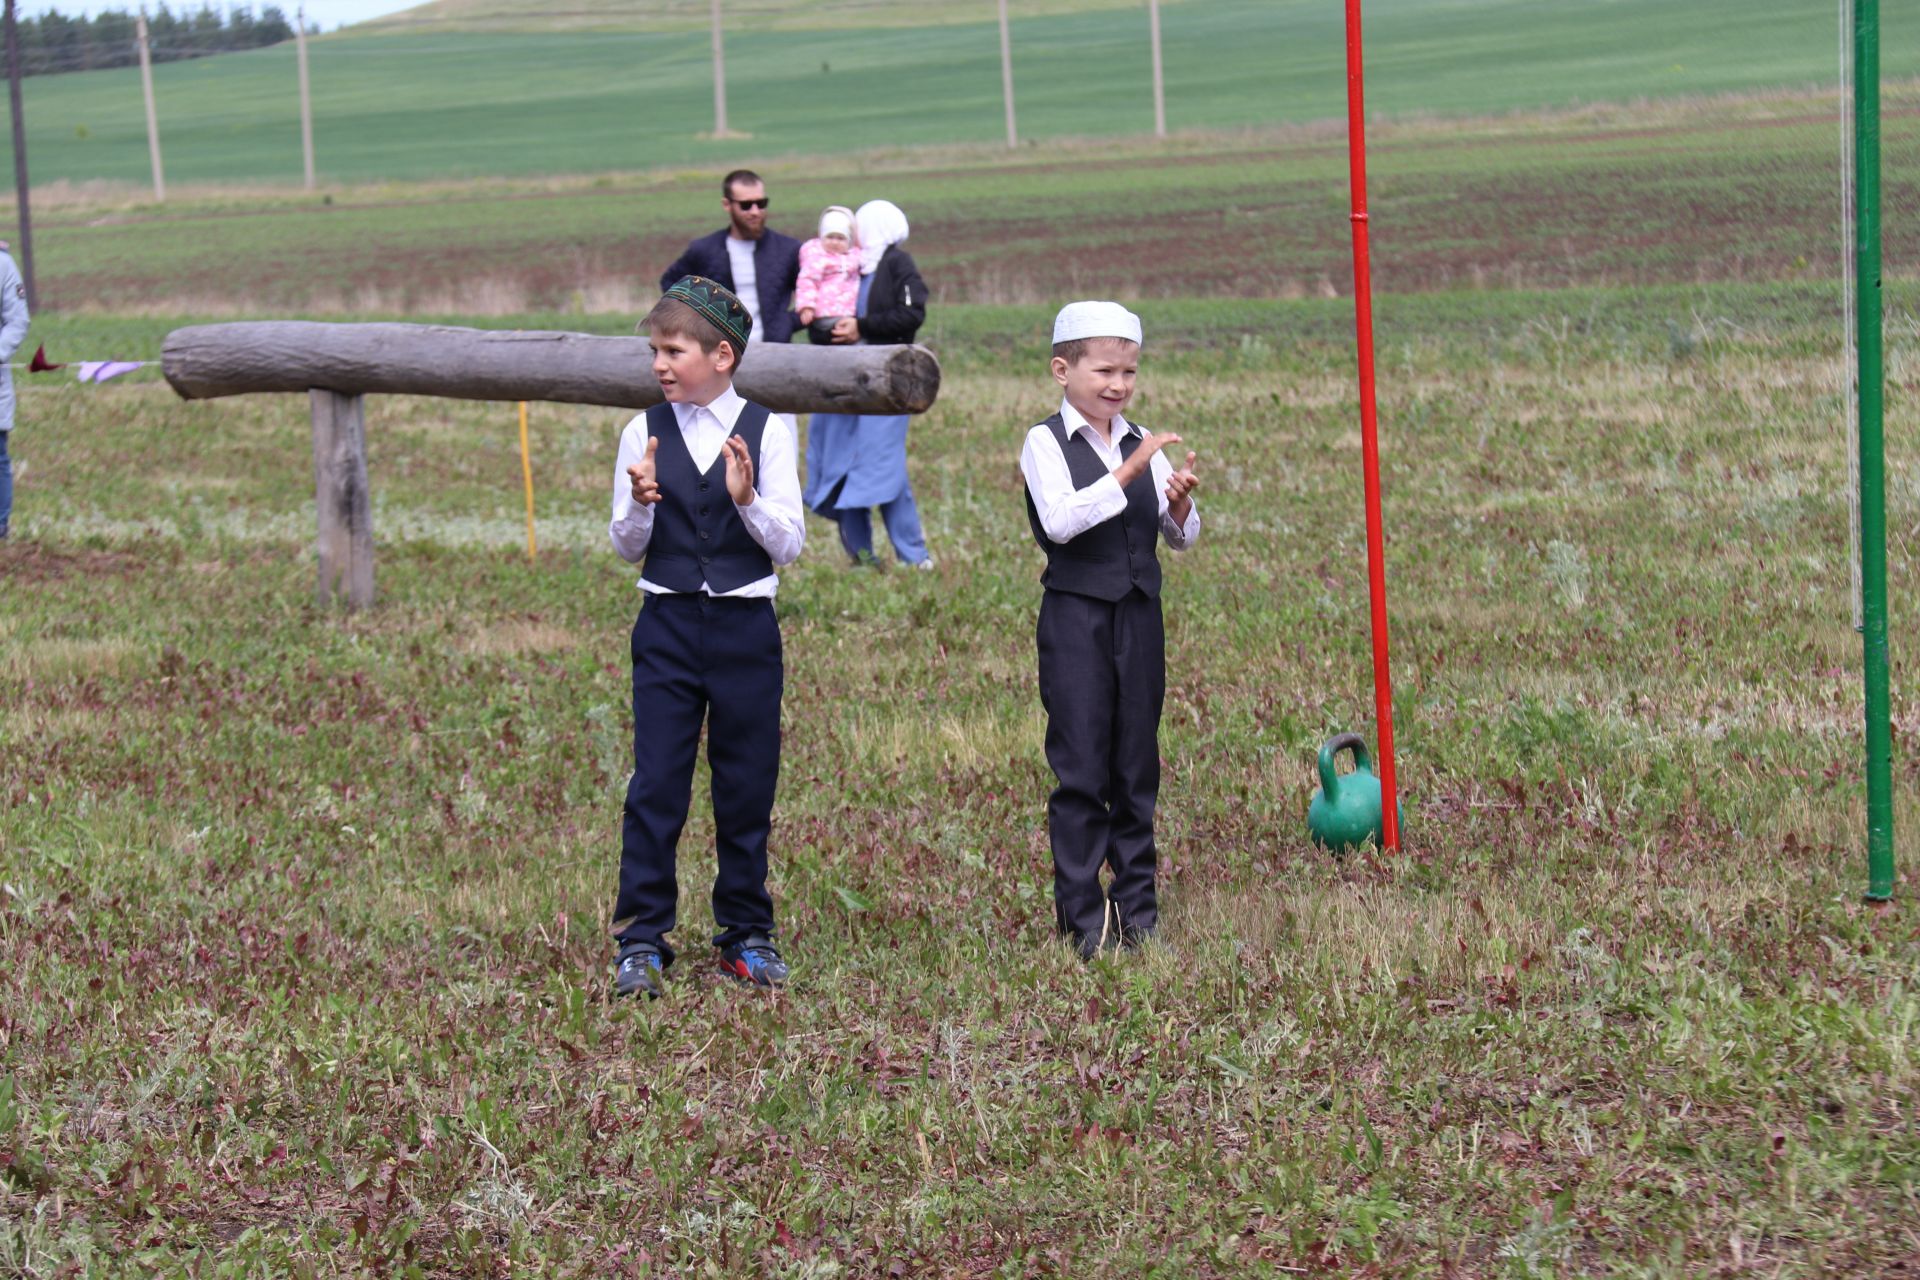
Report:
795,205,861,342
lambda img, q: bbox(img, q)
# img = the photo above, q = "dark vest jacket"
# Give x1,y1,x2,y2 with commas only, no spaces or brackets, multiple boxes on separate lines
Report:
1023,413,1163,601
642,400,774,593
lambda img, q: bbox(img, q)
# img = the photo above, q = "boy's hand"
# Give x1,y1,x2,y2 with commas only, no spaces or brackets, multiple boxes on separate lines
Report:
626,437,662,506
829,317,860,344
722,435,756,506
1113,431,1181,492
798,307,816,326
1165,450,1199,523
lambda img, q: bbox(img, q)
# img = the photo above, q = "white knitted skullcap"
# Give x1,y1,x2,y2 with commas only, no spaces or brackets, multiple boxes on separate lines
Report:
1052,300,1142,346
818,205,854,239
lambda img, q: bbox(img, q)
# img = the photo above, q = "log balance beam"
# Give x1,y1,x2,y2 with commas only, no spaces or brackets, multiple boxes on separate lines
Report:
161,321,943,609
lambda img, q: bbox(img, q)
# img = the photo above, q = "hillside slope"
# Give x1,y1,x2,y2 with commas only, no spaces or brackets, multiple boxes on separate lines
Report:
1,0,1898,189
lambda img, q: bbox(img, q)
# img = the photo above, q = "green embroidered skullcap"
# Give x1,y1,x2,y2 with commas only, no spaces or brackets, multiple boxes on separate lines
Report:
662,275,752,352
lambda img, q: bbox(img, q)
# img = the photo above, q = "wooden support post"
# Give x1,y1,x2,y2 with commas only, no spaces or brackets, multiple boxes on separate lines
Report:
998,0,1018,148
296,6,315,190
309,389,373,609
136,11,165,203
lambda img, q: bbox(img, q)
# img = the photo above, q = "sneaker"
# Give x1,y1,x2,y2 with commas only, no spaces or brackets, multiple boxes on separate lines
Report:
911,556,935,571
718,937,790,988
612,944,664,999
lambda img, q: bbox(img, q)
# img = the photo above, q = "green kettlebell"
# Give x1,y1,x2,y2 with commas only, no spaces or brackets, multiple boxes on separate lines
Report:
1306,733,1399,852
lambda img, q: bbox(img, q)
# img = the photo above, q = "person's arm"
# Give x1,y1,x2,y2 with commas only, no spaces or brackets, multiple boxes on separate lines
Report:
659,237,704,293
794,242,821,315
1023,426,1118,544
1150,448,1201,550
0,259,29,362
724,416,806,566
609,419,658,563
856,253,928,343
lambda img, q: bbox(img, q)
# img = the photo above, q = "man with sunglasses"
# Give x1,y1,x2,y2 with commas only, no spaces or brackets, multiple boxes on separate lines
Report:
658,170,802,344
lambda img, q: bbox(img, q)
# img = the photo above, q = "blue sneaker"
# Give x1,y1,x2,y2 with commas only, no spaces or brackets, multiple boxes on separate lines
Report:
718,937,789,989
612,944,664,999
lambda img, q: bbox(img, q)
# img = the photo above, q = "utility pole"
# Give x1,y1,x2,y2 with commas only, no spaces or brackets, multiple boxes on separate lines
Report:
998,0,1017,148
709,0,731,138
136,9,165,202
1148,0,1166,137
296,6,314,189
3,0,33,309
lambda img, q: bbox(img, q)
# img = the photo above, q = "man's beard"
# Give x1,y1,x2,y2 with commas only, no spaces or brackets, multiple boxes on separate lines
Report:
730,216,763,240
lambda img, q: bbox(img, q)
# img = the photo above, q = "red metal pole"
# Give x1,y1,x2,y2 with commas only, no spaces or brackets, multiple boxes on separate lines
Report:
1343,0,1400,849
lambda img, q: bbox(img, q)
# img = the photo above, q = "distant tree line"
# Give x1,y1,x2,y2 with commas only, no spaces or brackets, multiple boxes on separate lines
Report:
12,6,301,77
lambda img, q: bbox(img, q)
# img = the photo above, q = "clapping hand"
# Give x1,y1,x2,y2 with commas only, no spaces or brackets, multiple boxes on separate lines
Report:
626,437,662,506
1165,450,1199,523
722,435,756,506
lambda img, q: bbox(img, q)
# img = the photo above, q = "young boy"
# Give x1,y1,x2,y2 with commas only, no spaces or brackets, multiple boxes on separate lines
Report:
1020,301,1200,958
607,275,806,997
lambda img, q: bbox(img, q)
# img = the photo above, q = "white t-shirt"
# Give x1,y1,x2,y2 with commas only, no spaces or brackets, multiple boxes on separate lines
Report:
726,237,764,342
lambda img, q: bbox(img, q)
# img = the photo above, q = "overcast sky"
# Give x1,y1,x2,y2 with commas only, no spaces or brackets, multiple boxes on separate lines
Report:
33,1,421,31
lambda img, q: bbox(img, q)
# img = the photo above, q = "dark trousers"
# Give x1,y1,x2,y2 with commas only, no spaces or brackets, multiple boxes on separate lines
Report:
612,593,783,964
1036,587,1165,950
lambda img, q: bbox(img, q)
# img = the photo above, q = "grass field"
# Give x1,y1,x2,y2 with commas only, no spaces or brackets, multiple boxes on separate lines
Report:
6,280,1920,1274
22,87,1920,321
1,0,1913,188
7,63,1920,1276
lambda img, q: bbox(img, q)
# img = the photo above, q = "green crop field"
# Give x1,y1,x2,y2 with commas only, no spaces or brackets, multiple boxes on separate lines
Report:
6,16,1920,1273
0,0,1912,189
23,87,1920,322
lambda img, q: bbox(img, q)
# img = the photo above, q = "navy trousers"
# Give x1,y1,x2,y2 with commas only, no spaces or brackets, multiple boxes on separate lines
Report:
612,594,783,964
1035,587,1165,951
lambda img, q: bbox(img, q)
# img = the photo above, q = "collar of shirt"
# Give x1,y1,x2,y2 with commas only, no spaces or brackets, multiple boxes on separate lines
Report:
1059,398,1142,450
672,384,744,433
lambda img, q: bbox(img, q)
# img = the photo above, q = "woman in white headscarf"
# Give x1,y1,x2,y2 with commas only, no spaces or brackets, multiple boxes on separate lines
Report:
802,200,933,568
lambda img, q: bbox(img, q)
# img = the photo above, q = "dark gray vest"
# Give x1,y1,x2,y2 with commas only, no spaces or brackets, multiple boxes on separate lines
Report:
642,400,774,593
1023,414,1163,602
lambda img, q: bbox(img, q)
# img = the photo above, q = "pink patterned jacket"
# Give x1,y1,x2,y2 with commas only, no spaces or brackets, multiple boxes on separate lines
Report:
795,237,862,318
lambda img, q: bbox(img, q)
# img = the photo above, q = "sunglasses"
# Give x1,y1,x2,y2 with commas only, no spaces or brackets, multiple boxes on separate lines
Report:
730,198,770,210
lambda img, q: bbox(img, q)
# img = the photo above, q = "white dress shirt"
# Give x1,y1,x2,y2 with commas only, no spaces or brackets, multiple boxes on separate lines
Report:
725,237,764,341
1020,399,1200,550
609,385,805,597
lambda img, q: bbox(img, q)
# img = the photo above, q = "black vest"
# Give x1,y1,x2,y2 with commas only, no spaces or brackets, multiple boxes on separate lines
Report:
1023,413,1163,602
641,400,775,593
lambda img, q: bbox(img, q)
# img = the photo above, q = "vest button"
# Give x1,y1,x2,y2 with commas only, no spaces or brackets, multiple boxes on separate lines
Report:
698,481,710,492
699,506,710,517
698,530,711,541
700,554,712,565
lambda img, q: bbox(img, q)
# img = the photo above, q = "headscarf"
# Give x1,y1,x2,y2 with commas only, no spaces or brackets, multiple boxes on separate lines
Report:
854,200,909,276
818,205,854,241
660,275,751,351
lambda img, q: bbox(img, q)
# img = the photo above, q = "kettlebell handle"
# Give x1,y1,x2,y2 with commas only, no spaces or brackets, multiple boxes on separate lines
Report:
1317,733,1372,796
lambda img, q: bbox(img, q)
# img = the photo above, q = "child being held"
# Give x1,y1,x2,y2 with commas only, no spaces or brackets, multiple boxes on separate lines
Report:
794,205,861,344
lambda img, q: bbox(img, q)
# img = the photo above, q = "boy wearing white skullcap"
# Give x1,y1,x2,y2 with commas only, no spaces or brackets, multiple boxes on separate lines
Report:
1020,301,1200,959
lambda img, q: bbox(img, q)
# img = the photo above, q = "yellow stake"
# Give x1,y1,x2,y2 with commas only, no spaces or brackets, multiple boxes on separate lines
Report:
518,400,536,561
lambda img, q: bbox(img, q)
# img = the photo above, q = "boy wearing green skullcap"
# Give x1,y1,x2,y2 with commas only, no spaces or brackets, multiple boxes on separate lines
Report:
607,276,807,997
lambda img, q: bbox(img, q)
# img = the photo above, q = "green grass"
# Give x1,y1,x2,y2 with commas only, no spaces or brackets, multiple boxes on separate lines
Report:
4,283,1920,1273
4,0,1913,188
25,87,1920,318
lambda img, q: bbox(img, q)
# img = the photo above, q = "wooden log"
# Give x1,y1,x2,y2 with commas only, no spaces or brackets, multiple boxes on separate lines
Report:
310,389,373,609
163,322,941,415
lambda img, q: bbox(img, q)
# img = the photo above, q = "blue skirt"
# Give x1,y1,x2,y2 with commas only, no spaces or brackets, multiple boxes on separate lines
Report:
804,411,912,512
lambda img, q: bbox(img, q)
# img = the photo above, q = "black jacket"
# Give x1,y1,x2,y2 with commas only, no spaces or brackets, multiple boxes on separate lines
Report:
658,228,803,344
855,245,927,344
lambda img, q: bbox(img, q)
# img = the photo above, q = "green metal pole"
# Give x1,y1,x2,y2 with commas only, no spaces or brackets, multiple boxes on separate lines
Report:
1855,0,1894,901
